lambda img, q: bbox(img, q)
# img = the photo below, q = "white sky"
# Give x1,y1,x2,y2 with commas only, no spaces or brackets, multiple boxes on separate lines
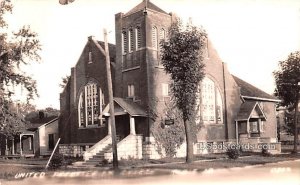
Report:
5,0,300,109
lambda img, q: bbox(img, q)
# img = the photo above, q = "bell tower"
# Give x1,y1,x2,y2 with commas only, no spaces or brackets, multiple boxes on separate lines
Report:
115,0,176,110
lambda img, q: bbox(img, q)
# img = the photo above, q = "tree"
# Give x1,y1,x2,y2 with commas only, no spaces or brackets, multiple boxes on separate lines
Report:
160,19,206,163
0,100,26,139
273,51,300,153
59,75,70,89
59,0,75,5
0,1,41,138
151,98,186,158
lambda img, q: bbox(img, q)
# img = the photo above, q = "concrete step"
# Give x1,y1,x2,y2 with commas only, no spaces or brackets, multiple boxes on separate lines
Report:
83,144,113,166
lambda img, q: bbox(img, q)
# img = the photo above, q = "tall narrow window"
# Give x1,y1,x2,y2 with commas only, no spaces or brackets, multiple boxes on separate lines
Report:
162,83,171,102
128,84,135,97
78,82,105,127
128,29,134,52
135,26,141,49
160,28,166,41
162,83,169,97
48,134,54,150
202,78,215,122
200,77,223,124
78,93,84,127
152,26,158,49
88,52,92,64
216,89,223,122
260,121,264,132
122,31,127,54
250,121,259,133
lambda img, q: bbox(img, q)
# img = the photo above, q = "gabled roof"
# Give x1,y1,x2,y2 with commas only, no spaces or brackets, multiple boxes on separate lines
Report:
103,98,147,117
124,0,168,16
233,75,278,102
39,117,58,128
25,117,58,132
114,98,147,116
236,101,267,121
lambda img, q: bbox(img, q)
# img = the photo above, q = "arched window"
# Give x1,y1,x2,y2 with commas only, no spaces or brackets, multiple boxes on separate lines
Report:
122,31,127,54
88,51,93,64
128,29,134,52
135,26,141,49
198,77,223,124
152,26,158,49
160,28,166,41
78,82,105,127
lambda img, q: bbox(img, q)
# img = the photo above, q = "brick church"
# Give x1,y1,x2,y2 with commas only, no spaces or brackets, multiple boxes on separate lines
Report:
58,0,281,163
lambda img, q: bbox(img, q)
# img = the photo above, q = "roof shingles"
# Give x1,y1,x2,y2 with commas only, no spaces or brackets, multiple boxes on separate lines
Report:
114,98,147,116
233,75,277,101
124,0,168,16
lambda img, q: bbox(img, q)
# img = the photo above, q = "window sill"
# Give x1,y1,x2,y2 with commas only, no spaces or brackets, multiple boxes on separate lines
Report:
155,66,164,69
78,125,104,129
203,123,224,126
122,66,140,72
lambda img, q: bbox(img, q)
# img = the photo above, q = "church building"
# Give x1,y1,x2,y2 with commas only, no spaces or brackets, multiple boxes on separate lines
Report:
58,0,281,163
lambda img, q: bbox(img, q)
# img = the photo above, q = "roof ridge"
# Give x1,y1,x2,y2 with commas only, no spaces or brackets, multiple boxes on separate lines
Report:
232,75,277,101
124,0,168,16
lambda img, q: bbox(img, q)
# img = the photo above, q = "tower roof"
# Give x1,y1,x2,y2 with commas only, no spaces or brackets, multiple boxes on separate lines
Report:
124,0,168,16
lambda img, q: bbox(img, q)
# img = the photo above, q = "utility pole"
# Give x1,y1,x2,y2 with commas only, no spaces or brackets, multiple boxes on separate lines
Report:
89,29,118,169
58,0,118,170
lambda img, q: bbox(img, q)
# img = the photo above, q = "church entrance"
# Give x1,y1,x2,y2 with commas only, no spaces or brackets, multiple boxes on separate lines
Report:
115,115,130,141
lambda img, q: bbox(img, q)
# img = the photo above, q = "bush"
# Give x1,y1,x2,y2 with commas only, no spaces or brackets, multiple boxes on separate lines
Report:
261,148,271,157
226,148,240,159
48,153,65,169
64,156,83,165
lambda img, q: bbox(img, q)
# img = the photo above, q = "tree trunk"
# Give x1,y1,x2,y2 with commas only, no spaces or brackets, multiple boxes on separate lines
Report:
183,119,194,163
293,93,299,153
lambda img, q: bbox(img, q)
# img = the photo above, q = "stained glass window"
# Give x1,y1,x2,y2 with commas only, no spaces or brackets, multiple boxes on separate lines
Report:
200,77,223,124
78,83,105,127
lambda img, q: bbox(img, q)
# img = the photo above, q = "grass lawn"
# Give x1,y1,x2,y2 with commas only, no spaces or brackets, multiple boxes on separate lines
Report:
1,147,300,180
132,153,300,171
0,160,46,179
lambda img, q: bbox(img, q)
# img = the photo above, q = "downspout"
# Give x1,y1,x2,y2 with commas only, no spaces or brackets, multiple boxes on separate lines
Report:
222,62,228,140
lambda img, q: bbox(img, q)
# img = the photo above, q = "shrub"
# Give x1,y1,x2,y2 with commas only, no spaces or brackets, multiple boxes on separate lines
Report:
48,153,65,169
64,156,83,165
226,148,240,159
262,148,271,157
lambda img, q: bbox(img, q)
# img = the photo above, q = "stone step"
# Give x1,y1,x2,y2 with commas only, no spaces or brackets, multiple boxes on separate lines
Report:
91,155,105,159
83,144,113,166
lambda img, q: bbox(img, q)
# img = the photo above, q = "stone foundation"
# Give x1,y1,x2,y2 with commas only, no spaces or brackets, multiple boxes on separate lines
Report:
104,134,143,161
59,144,93,157
239,136,281,154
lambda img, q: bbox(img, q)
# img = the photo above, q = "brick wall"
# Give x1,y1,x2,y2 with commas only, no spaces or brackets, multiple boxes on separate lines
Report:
59,41,116,145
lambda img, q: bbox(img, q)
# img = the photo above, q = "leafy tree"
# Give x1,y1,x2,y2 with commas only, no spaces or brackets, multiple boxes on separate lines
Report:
152,98,186,158
0,100,26,139
59,75,70,89
0,1,41,138
160,19,206,163
25,107,59,124
273,51,300,153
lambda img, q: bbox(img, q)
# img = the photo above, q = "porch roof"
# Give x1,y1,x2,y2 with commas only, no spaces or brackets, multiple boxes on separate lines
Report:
236,101,267,121
20,131,35,136
103,97,148,117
